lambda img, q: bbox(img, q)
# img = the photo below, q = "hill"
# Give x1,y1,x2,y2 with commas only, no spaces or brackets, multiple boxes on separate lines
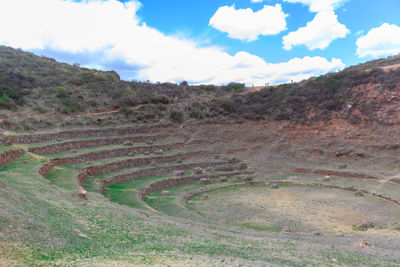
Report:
0,46,400,266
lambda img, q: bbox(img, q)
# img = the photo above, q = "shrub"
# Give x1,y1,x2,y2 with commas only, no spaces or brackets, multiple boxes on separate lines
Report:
0,92,16,109
169,110,184,123
205,85,215,91
227,82,245,92
56,86,69,98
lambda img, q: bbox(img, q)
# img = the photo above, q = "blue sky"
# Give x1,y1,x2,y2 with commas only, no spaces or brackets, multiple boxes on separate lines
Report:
1,0,400,85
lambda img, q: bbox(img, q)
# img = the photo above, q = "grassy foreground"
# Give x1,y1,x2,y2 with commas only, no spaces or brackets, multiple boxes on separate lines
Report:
1,152,400,266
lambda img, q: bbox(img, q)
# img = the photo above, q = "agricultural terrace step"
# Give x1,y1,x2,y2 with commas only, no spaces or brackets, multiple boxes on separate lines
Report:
294,168,380,180
183,180,400,206
7,125,170,144
77,151,218,188
140,171,250,200
0,149,24,167
38,142,185,177
28,134,167,155
103,161,233,189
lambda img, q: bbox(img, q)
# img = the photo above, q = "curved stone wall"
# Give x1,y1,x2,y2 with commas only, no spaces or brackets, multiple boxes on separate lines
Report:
38,143,183,177
8,125,170,144
140,171,249,200
103,161,230,188
0,149,24,167
77,151,216,188
29,135,166,155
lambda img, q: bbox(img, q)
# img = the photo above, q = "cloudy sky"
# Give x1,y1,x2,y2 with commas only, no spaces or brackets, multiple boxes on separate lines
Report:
1,0,400,85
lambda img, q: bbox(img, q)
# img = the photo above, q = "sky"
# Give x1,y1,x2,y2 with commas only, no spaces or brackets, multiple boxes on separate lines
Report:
0,0,400,85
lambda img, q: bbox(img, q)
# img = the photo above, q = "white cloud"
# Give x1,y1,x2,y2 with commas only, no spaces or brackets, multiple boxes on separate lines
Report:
356,23,400,58
251,0,265,3
209,4,287,42
0,0,344,85
283,10,349,50
283,0,348,12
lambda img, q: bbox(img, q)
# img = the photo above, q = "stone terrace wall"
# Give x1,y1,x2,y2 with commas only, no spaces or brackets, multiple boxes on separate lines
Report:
38,143,183,177
140,171,249,200
8,125,170,144
0,149,24,167
103,161,230,188
29,135,166,155
77,151,216,188
294,168,380,180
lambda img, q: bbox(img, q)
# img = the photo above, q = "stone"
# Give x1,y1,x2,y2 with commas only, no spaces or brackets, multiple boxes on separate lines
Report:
177,159,183,164
215,165,234,172
146,140,154,145
193,167,203,175
337,164,347,169
214,155,221,159
229,157,239,164
123,141,134,146
201,194,209,200
281,226,292,233
322,176,331,181
144,151,150,156
359,221,375,230
312,231,322,236
173,170,185,177
355,191,364,197
128,152,135,156
162,190,170,195
154,149,164,155
218,177,228,183
237,163,248,170
356,241,372,248
241,176,253,182
71,149,78,153
271,183,279,189
199,178,211,185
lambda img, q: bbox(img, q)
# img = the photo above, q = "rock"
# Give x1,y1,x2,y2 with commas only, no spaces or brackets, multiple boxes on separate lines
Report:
154,149,164,155
71,149,78,153
218,177,228,183
241,176,253,182
144,151,150,156
177,159,183,164
162,190,170,195
322,176,331,181
123,141,134,146
215,165,234,172
214,155,221,159
229,157,239,164
355,191,364,197
312,231,322,236
201,194,209,200
271,183,279,189
281,226,292,233
128,152,135,156
359,221,375,230
193,167,203,175
336,232,345,237
237,163,248,170
173,170,185,176
23,160,30,164
199,178,211,185
146,140,154,145
337,164,347,169
356,241,372,248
